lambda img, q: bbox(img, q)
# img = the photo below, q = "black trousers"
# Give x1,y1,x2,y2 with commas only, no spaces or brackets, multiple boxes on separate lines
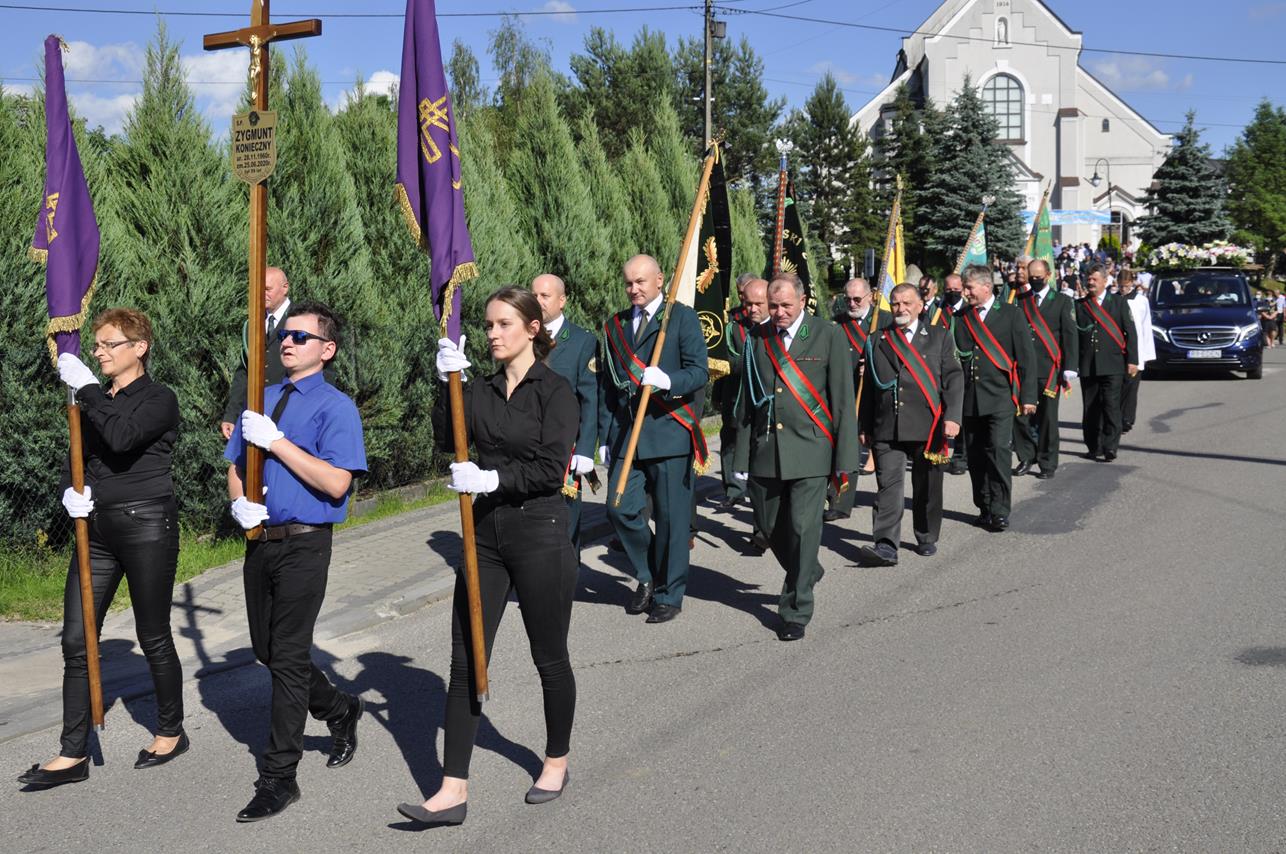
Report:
1121,372,1141,431
1013,391,1063,472
1081,374,1124,456
61,499,182,758
872,441,944,548
444,494,577,779
963,412,1014,517
243,528,348,780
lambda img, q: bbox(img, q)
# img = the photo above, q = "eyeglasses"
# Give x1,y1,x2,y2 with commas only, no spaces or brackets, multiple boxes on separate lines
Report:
276,329,331,345
91,339,136,353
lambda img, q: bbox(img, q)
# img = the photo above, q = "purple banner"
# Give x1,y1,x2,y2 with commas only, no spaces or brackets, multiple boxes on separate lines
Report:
31,35,99,364
395,0,477,342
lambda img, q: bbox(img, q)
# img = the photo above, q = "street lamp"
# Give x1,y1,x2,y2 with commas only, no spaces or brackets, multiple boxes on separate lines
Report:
1088,157,1117,246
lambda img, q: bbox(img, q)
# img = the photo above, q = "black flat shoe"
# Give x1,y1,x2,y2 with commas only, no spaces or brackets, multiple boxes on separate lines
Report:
1102,451,1117,462
525,769,570,805
18,758,88,788
857,544,899,567
1012,461,1033,477
397,800,467,826
625,581,654,615
134,731,190,769
645,604,681,623
988,515,1010,532
915,543,937,557
823,509,850,522
236,777,300,822
973,512,993,528
1035,469,1055,480
776,621,806,641
327,695,364,768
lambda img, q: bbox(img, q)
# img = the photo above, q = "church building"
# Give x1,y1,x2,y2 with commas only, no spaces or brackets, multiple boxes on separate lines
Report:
851,0,1172,251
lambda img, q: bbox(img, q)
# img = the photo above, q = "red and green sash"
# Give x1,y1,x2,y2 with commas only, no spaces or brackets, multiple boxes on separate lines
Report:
763,331,849,495
962,308,1021,414
605,314,709,472
839,315,871,352
1084,296,1127,354
1020,290,1062,398
883,327,951,463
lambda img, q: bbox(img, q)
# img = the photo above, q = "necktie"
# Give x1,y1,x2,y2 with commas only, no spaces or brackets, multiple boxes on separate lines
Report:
265,313,278,345
635,308,649,336
270,382,295,422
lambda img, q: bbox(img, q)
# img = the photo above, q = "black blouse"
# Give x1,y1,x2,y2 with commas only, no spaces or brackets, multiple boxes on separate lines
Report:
66,373,180,506
433,360,577,500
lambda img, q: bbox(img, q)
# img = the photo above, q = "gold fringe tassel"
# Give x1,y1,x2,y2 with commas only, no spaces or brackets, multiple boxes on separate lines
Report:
394,183,427,251
43,270,97,366
28,246,48,264
436,262,480,338
1042,388,1058,399
560,483,580,498
924,451,951,465
706,357,730,381
692,455,714,476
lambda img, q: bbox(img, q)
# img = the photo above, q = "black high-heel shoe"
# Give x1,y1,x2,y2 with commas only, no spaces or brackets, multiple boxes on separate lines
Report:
525,769,570,804
396,800,467,826
134,731,190,769
17,758,89,788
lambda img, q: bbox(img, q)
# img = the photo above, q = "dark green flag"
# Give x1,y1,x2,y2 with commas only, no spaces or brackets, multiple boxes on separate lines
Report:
768,175,817,314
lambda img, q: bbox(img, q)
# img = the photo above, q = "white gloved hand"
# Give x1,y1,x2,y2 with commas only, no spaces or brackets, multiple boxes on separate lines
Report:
448,461,499,495
1063,370,1079,383
436,336,471,381
571,454,595,476
733,472,748,482
57,353,99,392
61,485,94,518
230,495,270,530
598,445,611,468
641,365,671,391
241,410,284,450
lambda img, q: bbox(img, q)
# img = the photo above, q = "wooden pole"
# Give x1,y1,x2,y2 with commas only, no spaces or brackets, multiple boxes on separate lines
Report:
66,390,104,730
447,369,488,702
612,147,719,509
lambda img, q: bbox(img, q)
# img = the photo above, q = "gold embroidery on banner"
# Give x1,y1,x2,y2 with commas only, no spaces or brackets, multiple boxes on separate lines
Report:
44,193,60,244
419,96,450,164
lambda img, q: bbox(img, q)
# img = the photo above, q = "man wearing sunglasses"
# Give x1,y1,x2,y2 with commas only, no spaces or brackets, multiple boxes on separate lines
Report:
223,302,367,823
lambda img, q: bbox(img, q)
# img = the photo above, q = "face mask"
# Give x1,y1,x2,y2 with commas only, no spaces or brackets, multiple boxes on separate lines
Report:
945,292,963,308
1030,277,1045,288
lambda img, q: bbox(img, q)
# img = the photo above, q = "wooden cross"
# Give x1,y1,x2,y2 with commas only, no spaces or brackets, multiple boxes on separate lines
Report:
204,1,320,538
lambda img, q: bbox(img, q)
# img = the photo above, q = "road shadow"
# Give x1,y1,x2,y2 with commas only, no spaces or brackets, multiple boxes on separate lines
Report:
685,563,779,630
1147,402,1222,434
1143,369,1245,382
1236,647,1286,667
1116,444,1286,468
576,564,632,609
426,530,463,569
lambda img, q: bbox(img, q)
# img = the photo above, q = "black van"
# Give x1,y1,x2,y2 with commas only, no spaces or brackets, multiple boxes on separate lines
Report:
1149,267,1264,380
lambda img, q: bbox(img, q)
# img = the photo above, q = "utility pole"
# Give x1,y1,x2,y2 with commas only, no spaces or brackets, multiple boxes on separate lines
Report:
703,0,726,149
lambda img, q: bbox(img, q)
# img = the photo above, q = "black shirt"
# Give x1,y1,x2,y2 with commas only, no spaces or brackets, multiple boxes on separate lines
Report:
433,360,577,501
65,373,180,506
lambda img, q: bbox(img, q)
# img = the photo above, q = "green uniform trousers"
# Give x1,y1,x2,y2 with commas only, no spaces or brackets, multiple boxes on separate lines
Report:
748,474,828,626
1081,374,1124,456
1013,392,1063,473
963,413,1014,517
606,454,694,608
719,419,746,503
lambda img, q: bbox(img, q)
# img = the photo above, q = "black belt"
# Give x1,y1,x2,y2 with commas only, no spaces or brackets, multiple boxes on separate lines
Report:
95,497,174,512
254,523,332,542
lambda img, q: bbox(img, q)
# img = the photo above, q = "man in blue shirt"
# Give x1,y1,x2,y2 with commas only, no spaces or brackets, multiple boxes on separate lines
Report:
224,301,367,822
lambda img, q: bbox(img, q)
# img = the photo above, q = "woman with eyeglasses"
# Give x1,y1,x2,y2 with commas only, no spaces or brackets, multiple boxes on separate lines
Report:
19,308,185,789
396,286,578,827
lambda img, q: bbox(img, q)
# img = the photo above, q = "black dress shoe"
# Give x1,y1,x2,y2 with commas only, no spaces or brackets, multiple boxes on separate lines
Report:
525,769,570,804
1103,451,1117,462
134,731,190,769
17,758,88,788
988,515,1010,532
857,544,899,567
776,621,806,641
625,581,654,615
748,531,770,554
947,462,968,476
1084,450,1100,461
1122,423,1133,434
645,604,681,623
326,695,364,768
1012,461,1033,477
1035,469,1055,480
973,512,993,528
396,800,467,826
915,543,937,557
236,777,300,822
823,509,850,522
608,536,624,552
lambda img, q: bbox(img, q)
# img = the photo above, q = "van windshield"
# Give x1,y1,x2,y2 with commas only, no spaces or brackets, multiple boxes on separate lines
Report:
1152,274,1249,308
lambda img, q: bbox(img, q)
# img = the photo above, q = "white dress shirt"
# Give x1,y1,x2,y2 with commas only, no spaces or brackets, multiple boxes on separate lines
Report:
545,314,565,340
779,311,806,350
634,293,663,335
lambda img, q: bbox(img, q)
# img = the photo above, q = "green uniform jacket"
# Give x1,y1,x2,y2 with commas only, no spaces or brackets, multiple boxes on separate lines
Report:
952,299,1038,417
545,318,599,457
733,314,860,479
833,309,893,375
1014,286,1080,386
1075,293,1139,377
859,323,964,442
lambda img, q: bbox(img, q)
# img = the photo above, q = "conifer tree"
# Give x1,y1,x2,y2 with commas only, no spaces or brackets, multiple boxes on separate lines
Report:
619,128,680,269
575,113,635,315
729,186,767,280
1137,112,1233,247
1225,99,1286,278
564,27,673,159
648,97,699,232
872,86,946,266
446,39,486,118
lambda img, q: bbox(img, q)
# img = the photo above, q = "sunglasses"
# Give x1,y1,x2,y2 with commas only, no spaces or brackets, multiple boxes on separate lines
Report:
276,329,331,345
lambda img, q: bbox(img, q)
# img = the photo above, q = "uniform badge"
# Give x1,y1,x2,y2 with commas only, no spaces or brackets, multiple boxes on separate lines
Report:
587,356,597,374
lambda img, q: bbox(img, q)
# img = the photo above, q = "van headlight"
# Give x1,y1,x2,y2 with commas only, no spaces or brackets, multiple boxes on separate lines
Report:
1237,322,1261,342
1152,325,1169,343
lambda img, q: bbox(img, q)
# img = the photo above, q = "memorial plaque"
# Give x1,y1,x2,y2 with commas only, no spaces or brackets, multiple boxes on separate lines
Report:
231,110,278,184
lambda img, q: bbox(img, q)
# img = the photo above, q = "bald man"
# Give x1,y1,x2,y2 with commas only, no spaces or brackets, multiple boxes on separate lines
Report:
598,255,709,623
533,273,599,552
717,277,769,509
222,266,293,438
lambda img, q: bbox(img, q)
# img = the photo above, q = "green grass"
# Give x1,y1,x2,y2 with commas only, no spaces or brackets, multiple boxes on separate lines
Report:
0,482,454,623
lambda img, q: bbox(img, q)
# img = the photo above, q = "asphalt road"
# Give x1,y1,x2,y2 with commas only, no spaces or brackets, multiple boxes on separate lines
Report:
3,351,1285,852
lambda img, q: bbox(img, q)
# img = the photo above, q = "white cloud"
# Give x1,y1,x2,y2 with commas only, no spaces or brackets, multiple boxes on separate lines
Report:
1090,56,1193,92
181,51,248,123
62,40,143,80
807,62,886,91
59,41,143,134
69,91,140,134
541,1,578,23
334,69,399,111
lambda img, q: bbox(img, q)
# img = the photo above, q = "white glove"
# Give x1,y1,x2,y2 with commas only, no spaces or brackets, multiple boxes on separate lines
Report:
598,445,611,469
1063,370,1079,383
61,485,94,518
641,365,671,391
57,353,99,392
733,472,748,482
448,461,499,495
230,495,270,530
436,336,471,381
241,410,284,450
571,455,595,476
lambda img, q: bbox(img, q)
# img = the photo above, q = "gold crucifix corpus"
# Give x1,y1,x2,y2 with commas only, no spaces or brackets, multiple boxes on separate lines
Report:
204,1,321,539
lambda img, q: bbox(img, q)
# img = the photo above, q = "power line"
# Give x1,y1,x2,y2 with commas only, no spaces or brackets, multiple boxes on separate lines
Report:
0,2,704,17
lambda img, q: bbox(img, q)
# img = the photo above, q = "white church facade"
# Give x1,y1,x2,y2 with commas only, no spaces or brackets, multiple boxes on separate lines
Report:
852,0,1172,251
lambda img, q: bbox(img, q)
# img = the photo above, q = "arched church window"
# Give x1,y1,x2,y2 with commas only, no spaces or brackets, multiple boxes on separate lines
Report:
982,73,1023,141
1102,118,1110,132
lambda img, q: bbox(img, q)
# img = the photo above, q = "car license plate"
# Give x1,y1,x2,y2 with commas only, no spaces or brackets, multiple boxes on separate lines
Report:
1186,349,1222,359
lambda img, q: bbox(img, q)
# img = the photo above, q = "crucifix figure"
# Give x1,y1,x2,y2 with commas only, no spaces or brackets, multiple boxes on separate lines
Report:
204,1,321,538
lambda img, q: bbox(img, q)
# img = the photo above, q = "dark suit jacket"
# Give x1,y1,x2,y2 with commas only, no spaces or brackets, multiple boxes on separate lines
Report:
860,323,963,443
714,315,755,417
733,314,859,479
1076,293,1139,377
952,299,1038,417
545,318,599,456
1015,287,1080,383
222,316,288,424
832,309,893,375
598,301,709,461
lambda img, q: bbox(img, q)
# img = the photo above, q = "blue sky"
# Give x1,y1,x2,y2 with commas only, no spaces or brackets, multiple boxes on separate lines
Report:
1,0,1283,154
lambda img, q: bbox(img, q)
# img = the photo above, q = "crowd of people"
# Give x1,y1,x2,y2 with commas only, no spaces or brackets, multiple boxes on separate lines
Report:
19,252,1160,828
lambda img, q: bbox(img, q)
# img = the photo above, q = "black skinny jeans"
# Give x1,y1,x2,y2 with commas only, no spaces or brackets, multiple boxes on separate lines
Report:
61,498,182,758
443,494,577,779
